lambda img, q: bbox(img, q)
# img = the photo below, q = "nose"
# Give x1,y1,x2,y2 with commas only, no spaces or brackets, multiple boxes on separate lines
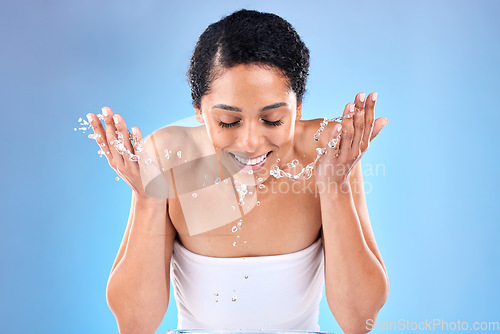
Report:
236,120,262,155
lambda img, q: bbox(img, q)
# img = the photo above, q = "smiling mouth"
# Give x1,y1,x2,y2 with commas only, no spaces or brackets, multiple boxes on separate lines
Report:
228,151,272,170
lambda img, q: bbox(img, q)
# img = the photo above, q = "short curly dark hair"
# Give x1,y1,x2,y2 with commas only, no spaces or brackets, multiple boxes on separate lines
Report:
187,9,310,109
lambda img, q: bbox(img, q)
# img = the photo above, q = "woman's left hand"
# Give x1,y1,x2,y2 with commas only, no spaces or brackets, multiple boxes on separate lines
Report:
314,92,388,186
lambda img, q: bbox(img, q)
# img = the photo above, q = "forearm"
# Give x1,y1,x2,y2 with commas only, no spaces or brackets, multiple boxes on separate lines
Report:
319,182,388,333
106,197,173,332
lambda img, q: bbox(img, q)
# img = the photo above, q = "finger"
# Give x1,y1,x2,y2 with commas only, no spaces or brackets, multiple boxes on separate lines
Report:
370,117,389,141
339,102,355,159
111,113,136,166
101,107,125,166
352,92,366,154
87,112,114,160
130,127,152,166
362,92,377,151
327,123,342,158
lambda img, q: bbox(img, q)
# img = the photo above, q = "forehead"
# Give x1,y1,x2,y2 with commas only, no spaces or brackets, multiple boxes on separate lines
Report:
207,64,293,101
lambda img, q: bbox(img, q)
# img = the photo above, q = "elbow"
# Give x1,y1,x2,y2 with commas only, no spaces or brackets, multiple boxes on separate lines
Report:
338,307,385,334
106,277,168,334
334,275,390,334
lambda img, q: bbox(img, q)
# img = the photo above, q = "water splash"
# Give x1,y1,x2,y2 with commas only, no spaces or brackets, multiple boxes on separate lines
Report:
81,113,147,162
270,112,352,181
109,133,141,162
233,179,248,206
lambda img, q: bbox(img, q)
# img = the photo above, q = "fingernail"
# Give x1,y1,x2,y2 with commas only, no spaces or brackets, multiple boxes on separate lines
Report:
101,107,108,117
113,115,119,124
349,104,354,112
132,127,137,135
372,93,378,102
359,93,365,103
86,113,92,123
337,125,342,132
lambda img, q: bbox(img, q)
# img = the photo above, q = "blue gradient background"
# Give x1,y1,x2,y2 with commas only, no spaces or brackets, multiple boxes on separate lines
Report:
1,0,499,333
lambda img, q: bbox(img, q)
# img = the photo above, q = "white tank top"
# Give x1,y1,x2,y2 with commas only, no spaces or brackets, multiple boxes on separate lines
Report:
170,237,325,330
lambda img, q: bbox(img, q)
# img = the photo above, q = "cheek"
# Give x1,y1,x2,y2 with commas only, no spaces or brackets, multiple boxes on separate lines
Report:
274,125,295,144
206,125,233,148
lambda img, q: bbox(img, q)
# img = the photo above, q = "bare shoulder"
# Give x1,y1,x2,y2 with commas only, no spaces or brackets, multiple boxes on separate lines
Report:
145,125,212,161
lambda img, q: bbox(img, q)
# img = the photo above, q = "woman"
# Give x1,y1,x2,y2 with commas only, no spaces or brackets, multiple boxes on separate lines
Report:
88,9,389,334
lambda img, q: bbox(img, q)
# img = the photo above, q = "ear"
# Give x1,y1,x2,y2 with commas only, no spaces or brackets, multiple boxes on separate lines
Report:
195,106,204,123
296,101,303,121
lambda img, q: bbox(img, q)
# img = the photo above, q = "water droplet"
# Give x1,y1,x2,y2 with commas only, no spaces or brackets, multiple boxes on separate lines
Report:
244,275,248,279
115,177,119,181
292,159,299,166
328,137,339,148
237,220,242,228
258,184,265,189
214,293,219,296
232,296,237,302
204,174,208,179
256,201,261,206
232,226,238,233
257,177,264,182
177,151,182,158
248,170,253,175
233,242,237,246
145,158,152,165
192,193,197,198
223,179,228,184
231,206,235,210
88,133,97,139
215,300,218,303
215,177,221,184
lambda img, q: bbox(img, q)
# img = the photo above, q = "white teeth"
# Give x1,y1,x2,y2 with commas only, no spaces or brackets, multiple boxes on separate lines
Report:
232,152,268,165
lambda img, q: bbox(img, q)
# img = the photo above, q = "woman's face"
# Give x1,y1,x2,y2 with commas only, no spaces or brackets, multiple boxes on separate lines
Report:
195,63,302,180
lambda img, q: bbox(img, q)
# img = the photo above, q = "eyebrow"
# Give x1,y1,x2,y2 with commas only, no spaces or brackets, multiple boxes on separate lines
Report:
211,102,288,112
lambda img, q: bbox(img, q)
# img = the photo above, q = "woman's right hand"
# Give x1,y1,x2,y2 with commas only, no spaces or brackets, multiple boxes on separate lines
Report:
87,107,167,202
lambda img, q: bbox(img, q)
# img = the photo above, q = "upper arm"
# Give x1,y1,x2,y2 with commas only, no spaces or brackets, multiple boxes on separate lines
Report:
349,161,388,277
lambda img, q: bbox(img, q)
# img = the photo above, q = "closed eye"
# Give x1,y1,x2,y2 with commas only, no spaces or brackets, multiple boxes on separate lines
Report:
218,121,239,128
217,119,283,128
264,119,283,126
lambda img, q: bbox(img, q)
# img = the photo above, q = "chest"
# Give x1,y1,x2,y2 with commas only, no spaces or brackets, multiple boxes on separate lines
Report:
167,176,323,257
